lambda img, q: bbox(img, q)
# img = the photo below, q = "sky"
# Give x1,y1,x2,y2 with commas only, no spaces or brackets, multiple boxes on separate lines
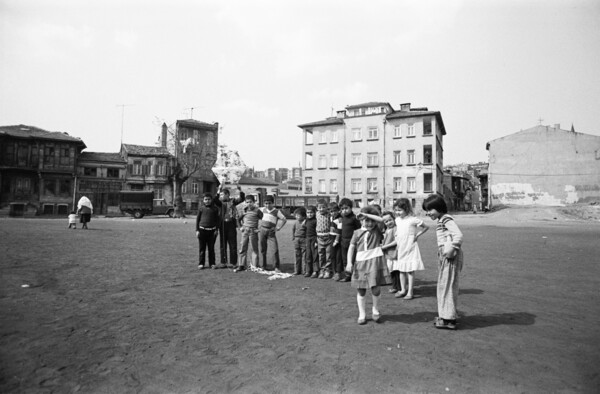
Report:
1,0,599,169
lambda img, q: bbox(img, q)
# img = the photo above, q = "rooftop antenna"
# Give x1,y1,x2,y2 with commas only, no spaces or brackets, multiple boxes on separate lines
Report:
537,117,544,125
116,104,134,144
184,106,203,119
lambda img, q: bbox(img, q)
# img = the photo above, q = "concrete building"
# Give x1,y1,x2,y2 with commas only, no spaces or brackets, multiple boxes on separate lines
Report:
76,152,126,215
298,102,446,210
486,124,600,206
0,124,86,216
291,167,302,181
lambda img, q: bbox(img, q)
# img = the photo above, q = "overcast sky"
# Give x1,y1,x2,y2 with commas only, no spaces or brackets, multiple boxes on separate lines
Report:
1,0,599,169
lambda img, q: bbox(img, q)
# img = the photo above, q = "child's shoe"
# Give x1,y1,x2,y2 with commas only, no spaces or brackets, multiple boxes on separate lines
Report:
317,270,324,279
304,272,312,277
332,273,340,281
310,272,318,278
323,271,331,279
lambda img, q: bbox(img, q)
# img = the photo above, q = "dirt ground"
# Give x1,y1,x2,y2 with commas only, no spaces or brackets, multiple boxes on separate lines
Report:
1,206,599,393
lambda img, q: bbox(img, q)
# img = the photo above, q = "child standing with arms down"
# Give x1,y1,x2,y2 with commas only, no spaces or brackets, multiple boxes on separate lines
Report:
394,198,429,300
235,195,263,272
345,206,391,324
291,207,307,275
422,194,463,330
258,195,287,272
380,211,400,293
304,206,318,277
337,198,361,282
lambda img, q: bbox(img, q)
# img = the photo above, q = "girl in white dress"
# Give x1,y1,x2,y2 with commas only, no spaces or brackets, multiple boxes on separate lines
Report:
394,198,429,300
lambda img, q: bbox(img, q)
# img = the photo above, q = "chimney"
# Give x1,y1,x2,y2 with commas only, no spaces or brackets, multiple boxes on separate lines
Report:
400,103,411,111
161,123,168,148
336,110,346,119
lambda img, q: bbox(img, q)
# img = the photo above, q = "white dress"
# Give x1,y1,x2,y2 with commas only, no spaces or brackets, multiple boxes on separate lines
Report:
394,216,425,272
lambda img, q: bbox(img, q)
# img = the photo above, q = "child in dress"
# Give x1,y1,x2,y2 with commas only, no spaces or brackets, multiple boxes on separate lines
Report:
380,211,400,293
422,194,464,330
393,198,429,300
67,211,78,229
345,206,391,325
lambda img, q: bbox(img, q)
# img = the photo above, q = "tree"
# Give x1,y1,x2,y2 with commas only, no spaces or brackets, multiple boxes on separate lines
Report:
156,120,207,218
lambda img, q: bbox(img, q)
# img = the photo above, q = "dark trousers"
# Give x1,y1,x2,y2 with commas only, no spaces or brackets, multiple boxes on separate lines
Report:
306,236,318,274
198,228,217,267
331,243,343,273
340,238,352,272
390,270,401,291
219,220,238,265
259,227,280,269
293,238,306,274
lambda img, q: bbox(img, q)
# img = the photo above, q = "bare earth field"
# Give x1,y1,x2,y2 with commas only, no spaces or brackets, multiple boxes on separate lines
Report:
1,206,599,393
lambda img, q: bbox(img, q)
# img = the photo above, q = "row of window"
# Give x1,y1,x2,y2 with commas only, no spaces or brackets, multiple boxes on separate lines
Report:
305,174,433,195
2,144,73,167
306,146,433,169
306,119,432,145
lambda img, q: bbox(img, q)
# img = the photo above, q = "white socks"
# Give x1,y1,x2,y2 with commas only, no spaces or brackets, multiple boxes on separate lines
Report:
357,293,366,320
372,293,381,316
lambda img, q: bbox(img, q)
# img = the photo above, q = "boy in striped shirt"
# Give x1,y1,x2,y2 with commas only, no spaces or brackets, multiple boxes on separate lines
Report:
259,195,287,272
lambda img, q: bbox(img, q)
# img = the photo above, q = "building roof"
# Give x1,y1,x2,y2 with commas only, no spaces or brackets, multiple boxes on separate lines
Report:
121,144,172,157
0,124,87,147
78,152,126,163
176,119,219,130
386,110,447,135
297,117,345,128
345,102,392,110
239,176,279,186
485,124,599,150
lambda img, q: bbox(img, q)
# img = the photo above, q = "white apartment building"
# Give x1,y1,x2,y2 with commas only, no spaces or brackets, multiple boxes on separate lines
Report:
298,102,446,211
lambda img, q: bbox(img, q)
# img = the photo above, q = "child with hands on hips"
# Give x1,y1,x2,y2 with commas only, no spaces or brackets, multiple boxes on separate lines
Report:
393,198,429,300
345,206,391,325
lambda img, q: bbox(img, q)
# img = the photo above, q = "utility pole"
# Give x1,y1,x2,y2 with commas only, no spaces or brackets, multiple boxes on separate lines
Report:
184,106,203,119
116,104,134,144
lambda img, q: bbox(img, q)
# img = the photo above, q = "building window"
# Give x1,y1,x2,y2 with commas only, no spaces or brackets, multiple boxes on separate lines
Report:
319,131,327,144
407,124,415,137
423,118,432,135
157,161,165,175
393,125,401,138
155,188,163,199
305,131,313,145
393,151,402,165
424,173,433,192
107,168,119,178
407,150,415,165
133,160,142,175
131,184,144,191
318,155,327,169
351,178,362,193
331,130,338,143
59,179,71,194
330,179,338,193
423,145,433,164
84,167,97,176
192,183,199,194
330,154,338,168
393,177,402,192
367,178,377,193
44,179,56,195
351,153,362,167
44,146,55,164
352,128,362,141
305,152,313,169
305,177,313,194
407,177,416,192
60,147,70,165
367,127,378,140
367,152,378,167
182,182,187,194
319,179,326,193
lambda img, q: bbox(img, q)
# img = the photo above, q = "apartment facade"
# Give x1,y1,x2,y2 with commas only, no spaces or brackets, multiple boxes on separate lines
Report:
0,124,86,216
298,102,446,211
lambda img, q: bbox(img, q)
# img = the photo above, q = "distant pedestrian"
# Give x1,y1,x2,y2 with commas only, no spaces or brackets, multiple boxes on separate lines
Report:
393,198,428,300
217,185,245,269
67,211,78,229
258,195,287,272
195,192,221,270
291,207,307,275
472,187,481,214
345,206,391,325
464,187,473,212
77,196,93,230
236,195,263,272
423,194,464,330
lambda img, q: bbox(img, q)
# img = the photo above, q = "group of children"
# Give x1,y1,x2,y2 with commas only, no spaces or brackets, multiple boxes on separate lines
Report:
197,190,464,330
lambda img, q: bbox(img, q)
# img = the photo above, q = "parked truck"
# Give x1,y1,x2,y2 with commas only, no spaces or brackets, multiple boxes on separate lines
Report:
119,191,175,219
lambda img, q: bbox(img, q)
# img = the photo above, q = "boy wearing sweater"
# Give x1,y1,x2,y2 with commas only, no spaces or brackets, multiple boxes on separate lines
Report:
235,195,263,272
